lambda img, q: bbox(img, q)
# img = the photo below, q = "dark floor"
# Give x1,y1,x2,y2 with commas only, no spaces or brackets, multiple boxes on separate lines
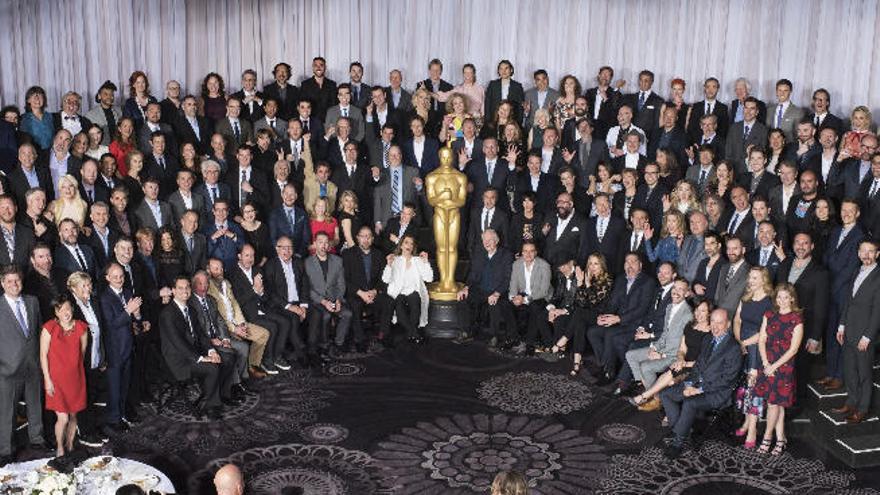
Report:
14,339,880,494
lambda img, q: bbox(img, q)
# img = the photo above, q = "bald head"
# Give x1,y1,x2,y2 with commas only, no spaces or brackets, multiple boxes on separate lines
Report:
213,464,244,495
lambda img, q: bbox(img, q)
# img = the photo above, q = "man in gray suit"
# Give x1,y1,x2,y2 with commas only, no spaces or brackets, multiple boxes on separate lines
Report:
522,69,559,128
132,177,174,231
373,145,422,230
0,266,43,462
725,97,768,174
324,84,366,142
168,170,206,226
305,232,352,357
678,211,709,283
138,103,175,155
765,79,806,142
505,241,553,353
714,236,751,316
562,118,607,188
833,239,880,423
252,99,288,142
386,69,413,113
85,80,122,145
626,278,692,394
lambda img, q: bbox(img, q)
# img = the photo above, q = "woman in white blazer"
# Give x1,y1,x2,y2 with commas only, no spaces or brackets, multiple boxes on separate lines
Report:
382,235,434,344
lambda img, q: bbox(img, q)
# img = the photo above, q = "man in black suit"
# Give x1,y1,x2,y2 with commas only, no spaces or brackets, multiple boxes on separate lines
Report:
138,103,176,156
687,78,729,141
262,62,299,122
649,106,689,164
365,86,403,140
83,202,118,269
347,61,371,109
745,221,784,279
661,308,743,458
725,97,769,174
775,232,828,404
55,218,97,280
79,158,110,207
194,160,232,226
143,132,180,200
342,226,390,350
456,230,514,346
806,88,844,138
230,69,265,122
632,162,667,232
378,203,418,255
422,59,453,112
52,91,93,136
583,66,624,139
467,188,510,255
484,60,525,123
332,141,370,212
174,96,212,155
624,70,663,136
37,130,82,199
226,145,269,216
693,231,725,301
0,194,34,270
584,193,626,269
451,118,484,169
168,169,206,226
587,252,657,380
467,138,511,207
686,114,726,165
619,208,652,275
262,236,312,366
858,153,880,238
299,57,337,121
515,152,557,215
561,118,607,188
720,186,753,242
9,144,53,210
159,275,235,420
541,191,587,268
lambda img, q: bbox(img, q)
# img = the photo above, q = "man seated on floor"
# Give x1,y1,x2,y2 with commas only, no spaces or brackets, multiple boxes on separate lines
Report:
456,229,514,347
661,308,742,458
504,241,553,354
624,277,693,411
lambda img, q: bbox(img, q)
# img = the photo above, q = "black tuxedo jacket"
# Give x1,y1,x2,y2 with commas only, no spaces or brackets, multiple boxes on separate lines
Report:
467,207,511,255
230,89,265,122
624,91,664,134
687,100,730,140
83,226,119,269
775,258,829,341
632,183,668,231
584,214,627,271
182,231,208,275
694,258,723,301
806,112,844,138
583,86,623,138
467,157,512,207
225,165,270,213
143,153,181,199
261,83,300,121
228,264,269,321
466,248,514,295
738,171,780,201
159,301,211,381
52,113,93,134
542,213,588,267
514,171,558,215
484,79,525,123
729,98,768,126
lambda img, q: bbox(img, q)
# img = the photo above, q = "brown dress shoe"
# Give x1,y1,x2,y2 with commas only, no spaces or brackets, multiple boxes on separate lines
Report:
831,404,853,415
824,378,844,391
846,411,866,423
638,397,662,412
248,366,268,379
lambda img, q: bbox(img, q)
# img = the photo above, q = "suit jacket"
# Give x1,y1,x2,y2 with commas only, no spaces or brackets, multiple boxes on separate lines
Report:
547,272,579,311
207,278,248,327
54,242,97,280
508,256,552,302
372,165,421,227
584,214,626,270
858,176,880,237
324,105,366,142
523,86,559,127
194,182,232,223
685,164,716,196
190,293,231,341
84,105,122,145
725,121,768,174
729,98,768,127
767,183,800,224
8,165,53,210
745,246,783,279
839,266,880,343
618,228,652,274
605,272,658,330
401,137,441,176
648,126,689,164
839,158,873,200
484,79,525,123
226,165,270,213
299,76,338,120
133,199,174,231
584,86,623,138
253,115,288,142
624,90,664,134
143,153,181,199
386,87,414,113
824,224,865,306
71,294,106,369
714,261,751,316
654,303,694,357
173,114,212,155
304,254,346,303
215,117,254,153
765,103,806,142
0,294,41,378
687,100,730,141
167,190,206,226
775,258,828,341
632,183,667,231
98,286,134,368
228,264,271,321
137,121,175,155
719,209,753,242
181,231,208,275
0,223,35,270
203,221,245,267
263,255,310,309
230,89,265,122
466,248,513,295
342,247,386,298
451,137,485,169
514,172,557,215
678,234,707,283
467,157,512,206
690,332,743,399
738,171,780,200
694,258,723,301
467,207,510,254
378,217,417,254
332,161,370,205
806,112,845,138
268,205,311,258
79,181,110,207
420,78,453,112
159,300,211,381
570,137,607,185
543,213,589,267
261,83,300,121
83,225,119,269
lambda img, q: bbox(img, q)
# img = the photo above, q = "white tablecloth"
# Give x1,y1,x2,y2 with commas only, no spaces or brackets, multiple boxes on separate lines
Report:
1,456,176,494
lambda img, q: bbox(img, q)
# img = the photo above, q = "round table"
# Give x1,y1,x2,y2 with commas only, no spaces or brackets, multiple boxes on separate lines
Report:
1,456,176,494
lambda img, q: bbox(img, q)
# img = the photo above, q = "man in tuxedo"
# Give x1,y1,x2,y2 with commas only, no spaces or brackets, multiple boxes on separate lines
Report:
55,218,97,280
606,105,647,159
456,230,514,347
619,208,652,274
372,145,421,231
741,196,786,252
379,202,418,254
686,146,718,199
230,69,264,122
133,177,173,231
324,84,366,142
252,98,287,142
522,69,559,128
174,95,212,155
833,239,880,423
714,236,751,316
143,132,180,199
484,59,525,123
730,78,767,126
661,308,742,458
768,161,800,224
584,65,624,139
467,138,511,209
610,131,647,175
343,226,390,349
725,97,768,174
467,188,510,256
0,266,43,463
422,59,453,112
9,144,53,210
215,97,253,154
137,103,175,156
168,170,205,227
562,118,606,188
401,115,440,176
0,194,35,269
766,79,806,142
587,252,657,380
53,91,93,136
84,202,118,269
775,232,828,404
180,210,207,275
386,69,413,113
294,99,324,149
585,193,626,269
738,147,780,200
678,211,709,283
624,70,663,136
262,62,299,121
268,183,311,257
541,191,588,267
537,127,566,176
67,271,107,447
806,88,844,138
821,199,865,390
299,56,337,121
226,145,269,216
79,158,110,206
160,275,235,420
333,141,370,211
263,236,312,366
687,77,729,141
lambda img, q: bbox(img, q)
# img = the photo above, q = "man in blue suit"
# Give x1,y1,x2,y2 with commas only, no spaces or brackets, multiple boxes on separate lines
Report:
268,182,311,258
203,199,245,271
661,308,742,458
456,229,513,346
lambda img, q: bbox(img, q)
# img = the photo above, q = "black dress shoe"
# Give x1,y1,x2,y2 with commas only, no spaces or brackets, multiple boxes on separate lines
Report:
207,407,223,420
595,373,613,386
664,443,683,459
0,454,13,467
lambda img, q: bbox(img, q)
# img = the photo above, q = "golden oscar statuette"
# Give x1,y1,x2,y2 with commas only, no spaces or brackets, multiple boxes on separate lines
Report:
426,143,468,300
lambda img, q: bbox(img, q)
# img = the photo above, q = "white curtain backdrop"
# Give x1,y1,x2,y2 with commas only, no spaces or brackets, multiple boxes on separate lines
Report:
1,0,880,119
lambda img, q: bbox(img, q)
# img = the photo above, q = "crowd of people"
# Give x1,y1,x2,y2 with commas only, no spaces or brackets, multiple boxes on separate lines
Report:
0,56,878,468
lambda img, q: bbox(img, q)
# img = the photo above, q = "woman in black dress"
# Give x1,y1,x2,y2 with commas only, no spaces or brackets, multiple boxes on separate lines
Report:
155,227,184,288
809,197,837,262
337,190,362,252
239,200,272,266
509,192,544,255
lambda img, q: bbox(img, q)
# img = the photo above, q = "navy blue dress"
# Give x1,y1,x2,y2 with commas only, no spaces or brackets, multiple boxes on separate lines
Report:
739,296,772,371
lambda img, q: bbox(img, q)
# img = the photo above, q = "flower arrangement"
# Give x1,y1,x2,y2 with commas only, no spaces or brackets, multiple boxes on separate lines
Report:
25,470,77,494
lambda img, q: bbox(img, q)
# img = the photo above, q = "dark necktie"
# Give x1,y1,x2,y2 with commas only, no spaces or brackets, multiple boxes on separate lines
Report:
87,188,94,203
363,252,372,283
653,289,663,310
233,121,241,142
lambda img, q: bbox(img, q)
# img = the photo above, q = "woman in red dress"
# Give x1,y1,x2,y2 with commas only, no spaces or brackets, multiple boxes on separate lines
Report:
39,294,88,457
754,283,803,456
309,197,339,254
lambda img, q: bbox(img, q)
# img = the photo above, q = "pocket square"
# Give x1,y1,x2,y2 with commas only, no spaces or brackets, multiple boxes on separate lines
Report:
571,227,580,232
646,105,655,109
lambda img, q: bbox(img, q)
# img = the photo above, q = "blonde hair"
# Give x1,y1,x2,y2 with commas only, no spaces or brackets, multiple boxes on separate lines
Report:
490,471,529,495
772,282,802,313
66,271,92,291
742,266,773,302
445,92,469,115
660,210,687,238
339,190,359,212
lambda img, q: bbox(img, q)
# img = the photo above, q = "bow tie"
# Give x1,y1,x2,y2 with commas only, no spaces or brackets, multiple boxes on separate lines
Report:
64,115,76,120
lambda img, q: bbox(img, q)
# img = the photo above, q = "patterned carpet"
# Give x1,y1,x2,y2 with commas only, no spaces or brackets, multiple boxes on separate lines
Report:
100,340,880,494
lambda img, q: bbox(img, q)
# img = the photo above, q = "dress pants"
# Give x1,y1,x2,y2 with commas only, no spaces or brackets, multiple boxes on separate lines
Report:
464,289,507,337
505,299,548,345
106,357,131,425
309,303,353,350
626,347,675,388
189,358,235,409
587,324,631,372
79,367,106,436
129,331,159,407
843,338,875,413
0,365,43,456
825,301,844,379
660,382,716,444
394,293,422,338
347,293,393,341
267,308,308,360
249,313,287,364
215,345,244,384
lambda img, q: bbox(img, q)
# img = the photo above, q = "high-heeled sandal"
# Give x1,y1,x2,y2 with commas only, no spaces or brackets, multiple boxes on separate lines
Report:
743,439,756,449
771,439,787,456
570,362,582,376
734,428,747,437
757,438,773,454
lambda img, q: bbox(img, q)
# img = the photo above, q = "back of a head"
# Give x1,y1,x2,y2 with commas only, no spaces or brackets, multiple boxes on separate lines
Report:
115,485,146,495
491,471,529,495
214,463,245,495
